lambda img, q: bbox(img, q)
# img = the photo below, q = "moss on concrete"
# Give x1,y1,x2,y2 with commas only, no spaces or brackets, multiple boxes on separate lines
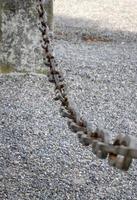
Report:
0,64,15,74
0,64,48,76
35,68,48,75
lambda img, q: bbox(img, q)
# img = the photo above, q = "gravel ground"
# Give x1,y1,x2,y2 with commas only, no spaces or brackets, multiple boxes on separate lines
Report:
0,74,137,200
0,0,137,199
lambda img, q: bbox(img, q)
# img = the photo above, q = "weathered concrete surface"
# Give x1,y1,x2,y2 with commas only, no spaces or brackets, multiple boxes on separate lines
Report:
0,0,32,39
0,0,137,199
0,0,53,71
0,1,43,71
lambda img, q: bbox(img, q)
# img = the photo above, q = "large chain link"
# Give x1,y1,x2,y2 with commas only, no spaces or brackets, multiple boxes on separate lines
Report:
36,0,137,171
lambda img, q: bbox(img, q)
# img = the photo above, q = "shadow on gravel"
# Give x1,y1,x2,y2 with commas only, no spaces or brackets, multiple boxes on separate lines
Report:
55,15,137,43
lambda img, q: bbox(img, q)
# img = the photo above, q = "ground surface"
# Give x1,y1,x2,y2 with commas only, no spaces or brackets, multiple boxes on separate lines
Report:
0,0,137,199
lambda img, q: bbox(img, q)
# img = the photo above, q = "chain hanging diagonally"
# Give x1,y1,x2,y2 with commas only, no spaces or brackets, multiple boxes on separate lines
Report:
36,0,137,171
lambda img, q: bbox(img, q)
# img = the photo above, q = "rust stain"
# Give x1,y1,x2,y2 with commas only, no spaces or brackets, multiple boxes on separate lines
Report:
82,34,112,43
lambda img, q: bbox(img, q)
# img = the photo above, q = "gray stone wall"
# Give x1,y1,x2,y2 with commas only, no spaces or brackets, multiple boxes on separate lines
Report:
0,0,53,40
0,0,32,11
0,0,33,41
0,0,42,71
45,0,54,31
0,9,2,40
0,0,53,71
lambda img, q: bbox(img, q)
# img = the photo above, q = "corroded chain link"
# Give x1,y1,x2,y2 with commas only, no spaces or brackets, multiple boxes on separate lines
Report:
36,0,137,171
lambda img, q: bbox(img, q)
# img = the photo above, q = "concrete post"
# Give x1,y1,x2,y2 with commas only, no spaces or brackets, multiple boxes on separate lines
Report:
44,0,54,32
0,0,32,42
0,0,54,41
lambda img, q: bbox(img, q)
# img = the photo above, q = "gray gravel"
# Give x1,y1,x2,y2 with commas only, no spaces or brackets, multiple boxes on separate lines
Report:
55,41,137,136
0,74,137,200
0,0,137,199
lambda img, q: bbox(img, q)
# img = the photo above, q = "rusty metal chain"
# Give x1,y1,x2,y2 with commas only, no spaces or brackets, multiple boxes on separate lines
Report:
36,0,137,171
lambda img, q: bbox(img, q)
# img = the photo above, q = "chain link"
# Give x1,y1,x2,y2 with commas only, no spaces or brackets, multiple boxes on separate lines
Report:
36,0,137,171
